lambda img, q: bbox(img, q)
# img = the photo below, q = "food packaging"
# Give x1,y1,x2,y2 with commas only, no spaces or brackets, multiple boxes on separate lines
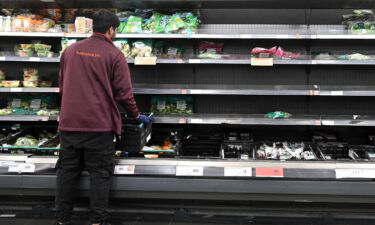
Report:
23,80,38,88
74,17,86,33
34,44,52,52
124,16,143,33
0,69,5,81
131,40,153,58
114,39,131,58
2,80,20,88
265,111,292,119
23,68,39,82
17,49,33,57
151,96,193,115
39,81,53,87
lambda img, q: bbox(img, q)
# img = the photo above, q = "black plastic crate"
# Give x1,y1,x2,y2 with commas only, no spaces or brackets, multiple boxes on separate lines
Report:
118,115,152,153
221,132,254,159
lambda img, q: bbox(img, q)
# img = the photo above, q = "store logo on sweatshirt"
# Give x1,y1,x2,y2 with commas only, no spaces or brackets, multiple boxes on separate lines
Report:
76,51,100,58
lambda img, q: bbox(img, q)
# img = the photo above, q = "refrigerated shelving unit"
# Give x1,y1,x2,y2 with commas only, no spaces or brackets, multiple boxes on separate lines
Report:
2,0,375,204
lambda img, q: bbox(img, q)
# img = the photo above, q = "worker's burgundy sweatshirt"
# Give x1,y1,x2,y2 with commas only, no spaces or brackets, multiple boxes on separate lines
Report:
58,32,139,135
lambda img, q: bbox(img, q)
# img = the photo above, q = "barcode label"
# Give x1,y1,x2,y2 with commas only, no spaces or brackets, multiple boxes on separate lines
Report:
336,169,375,179
29,57,40,62
224,167,252,177
176,166,203,176
10,88,22,92
114,165,135,175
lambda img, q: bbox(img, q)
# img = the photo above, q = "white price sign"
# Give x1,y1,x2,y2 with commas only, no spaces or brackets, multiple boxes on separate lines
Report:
10,88,22,92
0,56,5,61
224,167,252,177
331,91,343,96
0,161,18,167
190,118,203,123
29,57,41,62
322,120,335,126
114,165,135,175
176,166,203,176
8,163,35,173
188,59,201,64
335,169,375,179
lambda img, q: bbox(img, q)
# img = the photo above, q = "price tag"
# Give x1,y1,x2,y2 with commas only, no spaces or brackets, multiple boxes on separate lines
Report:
0,56,5,61
30,99,41,110
311,60,317,65
190,90,203,94
224,167,252,177
178,118,186,124
240,34,253,39
322,120,335,126
176,101,187,110
314,120,321,125
41,116,49,121
8,163,35,173
157,101,166,111
190,118,203,123
0,161,18,167
296,33,301,39
189,59,201,64
134,57,157,65
10,88,22,92
114,165,135,175
176,166,203,176
335,169,375,179
276,34,289,39
176,59,185,64
251,58,274,66
255,168,284,177
181,89,187,94
29,57,40,62
309,90,320,96
11,98,21,108
331,91,343,96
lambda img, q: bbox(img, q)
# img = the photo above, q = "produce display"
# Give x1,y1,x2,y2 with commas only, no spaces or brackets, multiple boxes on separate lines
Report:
15,42,53,57
256,142,317,160
117,10,200,34
113,39,186,59
151,96,193,116
61,38,77,53
0,69,5,83
251,46,301,59
0,9,93,33
337,53,372,60
265,111,292,119
343,10,375,34
198,41,224,59
0,95,59,116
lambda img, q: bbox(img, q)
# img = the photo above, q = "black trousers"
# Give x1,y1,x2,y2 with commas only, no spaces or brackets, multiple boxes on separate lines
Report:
55,131,115,223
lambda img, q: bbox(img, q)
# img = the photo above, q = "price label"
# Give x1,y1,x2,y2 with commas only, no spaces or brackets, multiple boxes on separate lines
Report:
0,161,18,167
41,116,49,121
190,118,203,123
10,88,22,92
181,89,187,94
189,59,201,64
256,168,284,177
176,101,187,110
176,166,203,176
322,120,335,126
224,167,252,177
0,56,5,61
335,169,375,179
190,90,203,94
276,34,289,39
11,98,21,108
240,34,253,39
29,57,40,62
8,163,35,173
309,90,320,96
178,118,186,124
30,99,42,110
296,33,301,39
251,58,274,66
176,59,185,64
114,165,135,175
134,57,157,65
314,120,321,125
331,91,343,96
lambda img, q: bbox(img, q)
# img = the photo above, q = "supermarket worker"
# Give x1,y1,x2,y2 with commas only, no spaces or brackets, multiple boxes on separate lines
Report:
55,9,153,225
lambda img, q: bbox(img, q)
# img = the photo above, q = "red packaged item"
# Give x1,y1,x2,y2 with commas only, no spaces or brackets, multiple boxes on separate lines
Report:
198,41,224,54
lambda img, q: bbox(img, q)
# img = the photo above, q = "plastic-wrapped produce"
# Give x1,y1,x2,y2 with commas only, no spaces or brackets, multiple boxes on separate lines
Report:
265,111,292,119
114,39,131,58
131,40,153,58
15,135,38,147
257,142,316,160
124,16,143,33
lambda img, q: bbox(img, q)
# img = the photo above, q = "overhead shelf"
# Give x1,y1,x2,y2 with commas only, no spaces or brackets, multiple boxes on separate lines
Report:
2,25,375,40
321,115,375,127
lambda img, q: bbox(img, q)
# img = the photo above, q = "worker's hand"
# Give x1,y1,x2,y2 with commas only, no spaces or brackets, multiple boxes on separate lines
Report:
137,114,155,125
